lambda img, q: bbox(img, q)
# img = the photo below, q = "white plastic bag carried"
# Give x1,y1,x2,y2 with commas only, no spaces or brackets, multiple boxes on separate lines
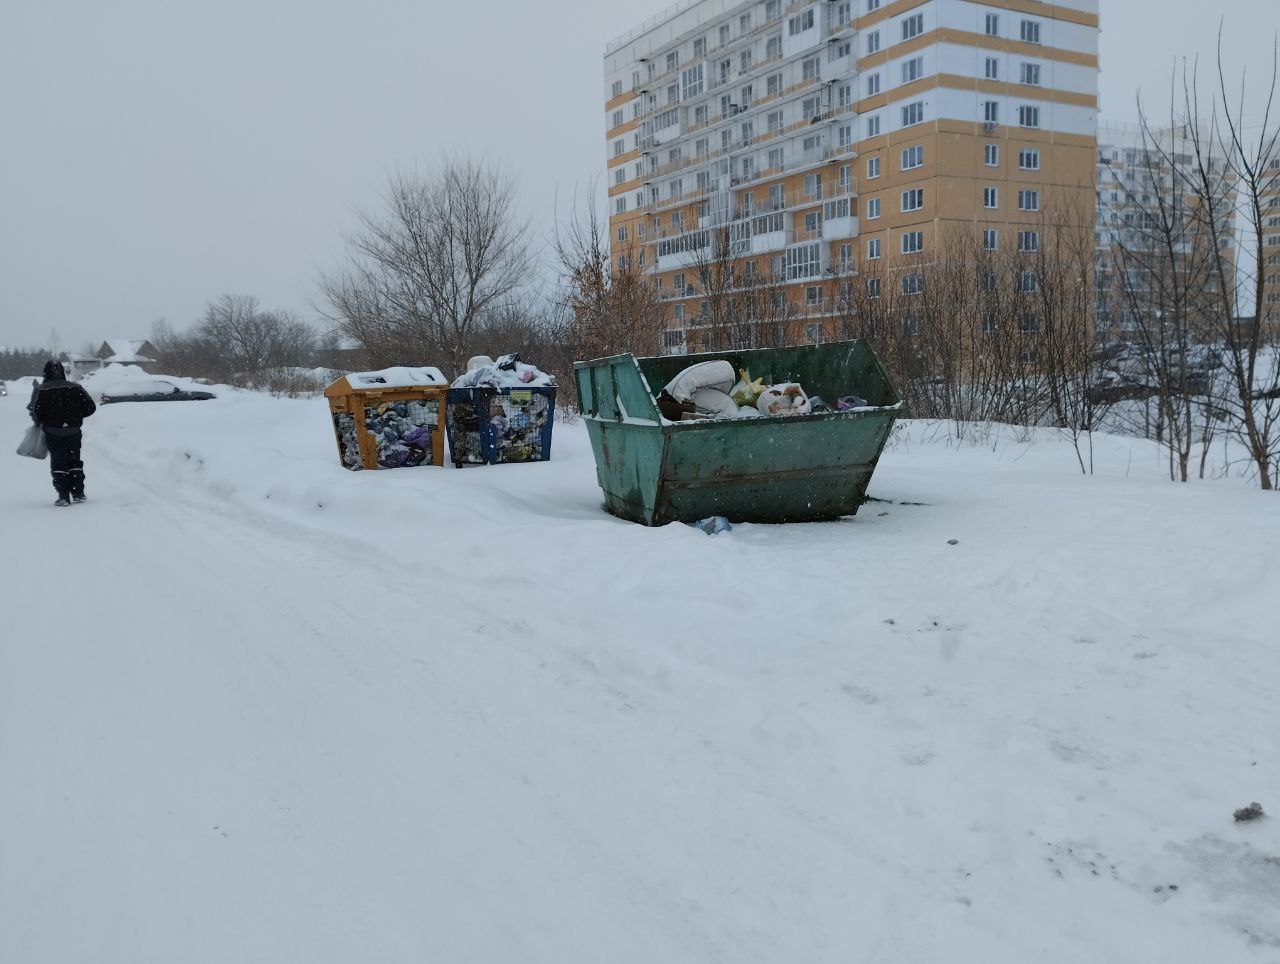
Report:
17,424,48,460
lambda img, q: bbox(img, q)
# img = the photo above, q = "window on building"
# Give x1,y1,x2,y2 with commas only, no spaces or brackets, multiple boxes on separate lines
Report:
1018,230,1039,252
902,57,924,84
666,51,679,71
983,270,998,292
786,242,822,279
1019,270,1039,293
804,211,821,233
985,13,999,36
983,228,997,250
838,164,852,192
614,168,626,186
804,173,822,198
767,72,782,95
867,114,882,137
1018,105,1040,128
682,64,704,99
982,311,997,334
1020,20,1041,44
719,24,730,46
1018,311,1039,332
902,271,924,294
612,139,625,157
867,238,881,259
767,109,783,133
766,0,780,19
740,12,752,33
867,197,881,219
867,72,881,96
1021,63,1041,86
902,101,924,126
806,287,821,307
984,100,999,123
1018,148,1041,170
901,145,923,170
788,9,815,35
838,123,854,147
611,80,623,97
985,57,999,80
901,13,924,41
693,37,706,57
867,276,881,298
766,34,782,59
867,156,881,178
803,94,822,118
867,0,880,11
985,144,999,166
803,55,820,80
901,188,924,212
867,30,880,54
901,231,925,254
1018,189,1040,211
983,186,999,208
615,197,626,214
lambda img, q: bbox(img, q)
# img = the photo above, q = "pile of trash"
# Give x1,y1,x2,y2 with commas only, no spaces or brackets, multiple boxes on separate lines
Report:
452,354,555,390
654,360,871,422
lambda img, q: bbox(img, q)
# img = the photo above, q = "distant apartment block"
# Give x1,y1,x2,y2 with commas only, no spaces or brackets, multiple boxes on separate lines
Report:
1094,121,1239,336
604,0,1100,351
1264,156,1280,326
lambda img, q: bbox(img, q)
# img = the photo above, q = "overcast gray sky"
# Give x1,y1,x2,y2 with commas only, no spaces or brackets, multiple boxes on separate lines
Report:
1,0,1276,349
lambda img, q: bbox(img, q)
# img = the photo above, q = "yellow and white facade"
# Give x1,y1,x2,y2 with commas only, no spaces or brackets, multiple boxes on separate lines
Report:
603,0,1100,349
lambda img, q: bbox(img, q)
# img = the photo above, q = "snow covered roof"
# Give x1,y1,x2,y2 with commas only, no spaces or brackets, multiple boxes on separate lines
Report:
331,366,448,392
99,339,156,363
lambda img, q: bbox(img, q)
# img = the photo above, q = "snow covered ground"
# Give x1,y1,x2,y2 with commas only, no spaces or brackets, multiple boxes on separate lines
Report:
2,380,1277,963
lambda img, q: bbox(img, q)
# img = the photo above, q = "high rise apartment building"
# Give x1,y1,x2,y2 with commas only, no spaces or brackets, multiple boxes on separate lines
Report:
1093,122,1240,337
1264,158,1280,327
603,0,1099,351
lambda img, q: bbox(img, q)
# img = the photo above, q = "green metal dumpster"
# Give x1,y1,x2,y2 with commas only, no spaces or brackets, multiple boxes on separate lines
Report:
573,340,903,526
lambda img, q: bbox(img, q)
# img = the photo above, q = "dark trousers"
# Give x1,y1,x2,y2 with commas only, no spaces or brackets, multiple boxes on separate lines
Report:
45,431,85,498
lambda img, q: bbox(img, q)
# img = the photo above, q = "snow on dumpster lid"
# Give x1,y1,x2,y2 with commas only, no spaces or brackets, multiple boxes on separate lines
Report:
344,366,447,389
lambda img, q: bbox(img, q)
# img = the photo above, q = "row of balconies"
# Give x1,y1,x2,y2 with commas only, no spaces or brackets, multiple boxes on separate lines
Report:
643,112,853,181
632,29,835,126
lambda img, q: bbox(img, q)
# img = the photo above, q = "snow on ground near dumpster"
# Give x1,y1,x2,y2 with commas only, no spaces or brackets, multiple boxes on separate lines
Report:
1,390,1278,964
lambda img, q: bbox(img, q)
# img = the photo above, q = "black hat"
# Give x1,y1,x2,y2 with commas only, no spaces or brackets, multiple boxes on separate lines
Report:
42,359,66,380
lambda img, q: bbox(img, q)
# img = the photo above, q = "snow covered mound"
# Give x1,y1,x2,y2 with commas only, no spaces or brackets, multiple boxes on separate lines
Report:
1,392,1277,964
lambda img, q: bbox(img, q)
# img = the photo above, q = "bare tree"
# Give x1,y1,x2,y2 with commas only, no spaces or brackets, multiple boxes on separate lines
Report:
194,294,317,377
1211,34,1280,488
553,185,667,364
1108,36,1280,487
321,157,533,373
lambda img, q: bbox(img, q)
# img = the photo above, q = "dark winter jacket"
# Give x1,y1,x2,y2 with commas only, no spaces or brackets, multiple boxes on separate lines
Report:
31,378,97,436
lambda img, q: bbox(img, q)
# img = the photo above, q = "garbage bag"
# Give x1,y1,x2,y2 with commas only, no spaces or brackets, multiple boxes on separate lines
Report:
17,424,48,460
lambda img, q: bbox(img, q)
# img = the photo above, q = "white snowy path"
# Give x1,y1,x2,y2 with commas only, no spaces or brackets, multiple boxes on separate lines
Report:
1,387,1278,963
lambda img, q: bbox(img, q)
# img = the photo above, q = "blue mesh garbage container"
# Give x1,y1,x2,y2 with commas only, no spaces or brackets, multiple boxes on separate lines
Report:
445,386,556,467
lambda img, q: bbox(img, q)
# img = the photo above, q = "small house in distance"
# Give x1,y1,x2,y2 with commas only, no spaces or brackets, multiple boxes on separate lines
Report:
97,340,158,371
59,352,104,381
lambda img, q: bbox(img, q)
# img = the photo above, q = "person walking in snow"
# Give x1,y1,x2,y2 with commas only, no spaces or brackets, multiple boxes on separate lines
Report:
29,360,97,506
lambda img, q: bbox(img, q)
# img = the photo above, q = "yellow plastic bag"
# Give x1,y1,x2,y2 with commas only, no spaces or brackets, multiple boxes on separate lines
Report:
729,368,765,407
